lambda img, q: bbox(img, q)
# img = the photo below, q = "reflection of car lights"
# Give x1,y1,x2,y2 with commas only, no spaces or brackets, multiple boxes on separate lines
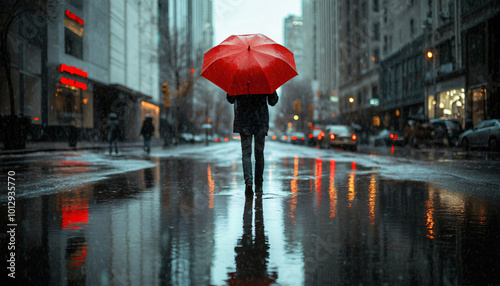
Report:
318,135,323,140
330,134,335,140
352,134,357,141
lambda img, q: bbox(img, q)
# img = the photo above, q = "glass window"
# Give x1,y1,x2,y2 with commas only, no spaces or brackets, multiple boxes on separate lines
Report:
50,83,90,128
64,14,83,59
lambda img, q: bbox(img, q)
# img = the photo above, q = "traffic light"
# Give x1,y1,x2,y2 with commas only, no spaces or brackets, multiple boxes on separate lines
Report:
162,82,170,108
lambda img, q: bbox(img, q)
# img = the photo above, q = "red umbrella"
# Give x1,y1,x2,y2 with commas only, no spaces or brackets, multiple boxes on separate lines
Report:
201,33,298,95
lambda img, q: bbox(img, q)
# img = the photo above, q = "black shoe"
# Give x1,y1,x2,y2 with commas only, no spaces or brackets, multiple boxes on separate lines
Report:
245,184,253,197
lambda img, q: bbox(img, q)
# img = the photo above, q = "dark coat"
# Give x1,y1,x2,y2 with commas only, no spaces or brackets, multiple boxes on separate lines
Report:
226,91,279,135
107,119,120,140
140,118,155,137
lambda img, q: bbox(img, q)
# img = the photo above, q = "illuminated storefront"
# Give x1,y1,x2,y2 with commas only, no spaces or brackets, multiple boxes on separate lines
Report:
427,88,465,125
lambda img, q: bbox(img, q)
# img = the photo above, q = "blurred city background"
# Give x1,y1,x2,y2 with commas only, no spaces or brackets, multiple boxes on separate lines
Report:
1,0,499,150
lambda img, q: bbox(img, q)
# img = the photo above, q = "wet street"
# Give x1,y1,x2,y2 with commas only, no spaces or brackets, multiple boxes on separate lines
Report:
1,141,500,285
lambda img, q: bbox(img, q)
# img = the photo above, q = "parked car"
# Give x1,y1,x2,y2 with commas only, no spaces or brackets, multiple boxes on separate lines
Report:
322,125,357,151
430,119,463,147
459,119,500,151
373,129,405,146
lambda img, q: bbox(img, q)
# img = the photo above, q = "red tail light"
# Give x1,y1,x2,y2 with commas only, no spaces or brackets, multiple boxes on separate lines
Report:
351,134,357,141
292,136,297,140
330,134,335,140
390,133,398,140
309,134,313,139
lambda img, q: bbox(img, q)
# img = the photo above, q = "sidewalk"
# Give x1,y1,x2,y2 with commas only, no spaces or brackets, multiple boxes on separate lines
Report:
0,140,162,156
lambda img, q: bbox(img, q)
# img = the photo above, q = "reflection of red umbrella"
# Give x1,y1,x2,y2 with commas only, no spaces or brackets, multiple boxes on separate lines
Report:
201,33,298,95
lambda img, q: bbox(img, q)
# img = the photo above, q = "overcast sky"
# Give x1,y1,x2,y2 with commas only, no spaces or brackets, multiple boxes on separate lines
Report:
212,0,302,46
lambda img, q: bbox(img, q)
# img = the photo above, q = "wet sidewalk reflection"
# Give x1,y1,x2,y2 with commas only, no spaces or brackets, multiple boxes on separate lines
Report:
1,155,500,285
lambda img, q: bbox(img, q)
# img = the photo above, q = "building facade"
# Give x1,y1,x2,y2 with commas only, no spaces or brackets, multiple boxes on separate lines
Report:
1,0,160,144
301,0,499,135
301,0,340,125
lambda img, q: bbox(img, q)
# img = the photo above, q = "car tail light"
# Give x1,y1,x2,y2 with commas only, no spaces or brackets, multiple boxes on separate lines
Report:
390,133,398,140
318,135,323,140
330,134,335,140
292,136,297,140
351,134,357,141
301,138,305,141
283,135,287,140
309,134,313,139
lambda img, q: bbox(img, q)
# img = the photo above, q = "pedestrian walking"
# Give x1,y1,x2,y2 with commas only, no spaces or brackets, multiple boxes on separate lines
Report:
107,113,120,155
226,91,279,196
140,114,155,154
201,33,297,196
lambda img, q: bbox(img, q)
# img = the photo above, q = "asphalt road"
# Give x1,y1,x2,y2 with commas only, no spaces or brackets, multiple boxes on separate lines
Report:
1,141,499,285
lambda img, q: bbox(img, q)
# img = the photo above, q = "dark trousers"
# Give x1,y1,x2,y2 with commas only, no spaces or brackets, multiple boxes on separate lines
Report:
109,137,118,154
240,133,265,186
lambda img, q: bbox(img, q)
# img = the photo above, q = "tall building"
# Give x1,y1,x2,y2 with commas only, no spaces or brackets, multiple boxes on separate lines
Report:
284,15,304,78
380,0,500,130
301,0,339,124
300,0,499,135
337,0,383,132
1,0,160,143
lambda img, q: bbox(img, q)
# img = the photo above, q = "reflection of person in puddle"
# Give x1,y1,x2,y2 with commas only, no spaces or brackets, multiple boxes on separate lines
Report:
227,194,277,284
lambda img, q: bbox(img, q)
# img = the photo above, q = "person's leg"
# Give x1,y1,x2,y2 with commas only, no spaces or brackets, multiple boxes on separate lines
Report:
114,138,118,154
240,134,253,186
254,133,266,191
146,136,151,153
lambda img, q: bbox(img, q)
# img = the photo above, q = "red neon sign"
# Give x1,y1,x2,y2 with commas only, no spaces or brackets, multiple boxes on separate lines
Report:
59,64,88,78
61,77,87,90
65,10,84,25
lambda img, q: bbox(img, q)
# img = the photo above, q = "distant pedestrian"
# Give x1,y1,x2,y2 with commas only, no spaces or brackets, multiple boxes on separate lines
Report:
226,91,279,196
107,113,120,155
140,115,155,154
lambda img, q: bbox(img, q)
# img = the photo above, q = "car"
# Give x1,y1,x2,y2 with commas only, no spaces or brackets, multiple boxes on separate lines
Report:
430,119,463,147
322,125,357,151
373,129,405,146
459,119,500,151
289,131,306,145
307,128,325,146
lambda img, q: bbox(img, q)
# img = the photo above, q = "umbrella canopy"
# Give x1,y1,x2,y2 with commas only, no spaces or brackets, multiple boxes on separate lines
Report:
201,33,298,95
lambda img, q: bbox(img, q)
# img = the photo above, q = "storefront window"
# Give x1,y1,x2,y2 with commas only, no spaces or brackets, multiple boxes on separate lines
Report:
24,75,42,124
427,94,435,118
471,88,486,126
50,83,93,128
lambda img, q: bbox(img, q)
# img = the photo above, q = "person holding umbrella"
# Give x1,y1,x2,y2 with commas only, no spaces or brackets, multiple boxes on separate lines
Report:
140,114,155,154
227,91,278,195
201,34,298,196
